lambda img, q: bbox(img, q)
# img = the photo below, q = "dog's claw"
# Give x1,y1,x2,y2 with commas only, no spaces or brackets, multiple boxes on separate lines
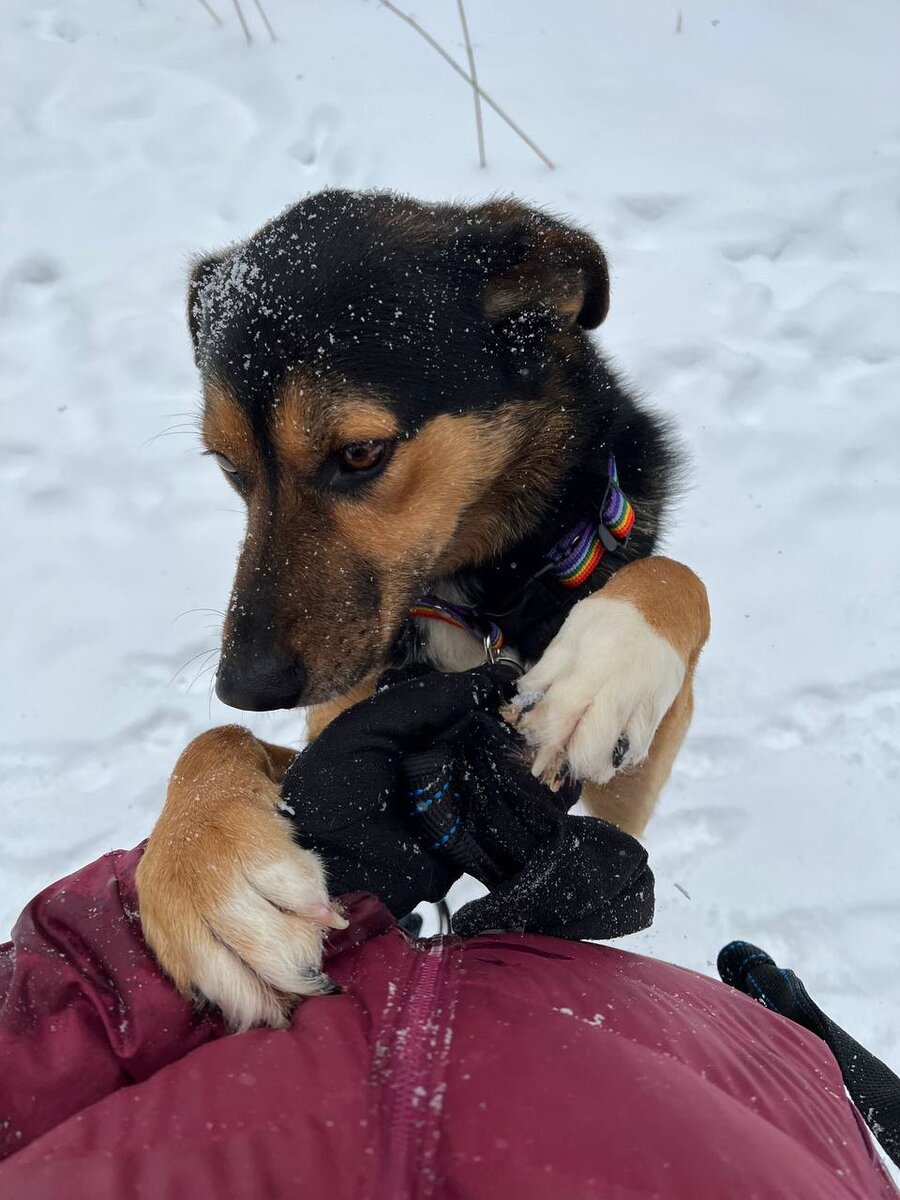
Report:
612,735,630,770
548,764,569,793
531,743,567,792
502,694,542,730
298,968,342,995
307,903,349,931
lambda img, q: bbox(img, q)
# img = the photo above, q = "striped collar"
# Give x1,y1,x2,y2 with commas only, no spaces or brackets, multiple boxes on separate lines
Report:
412,454,634,660
545,454,634,588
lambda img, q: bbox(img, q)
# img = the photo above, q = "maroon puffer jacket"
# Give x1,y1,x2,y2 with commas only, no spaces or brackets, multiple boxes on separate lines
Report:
0,847,895,1199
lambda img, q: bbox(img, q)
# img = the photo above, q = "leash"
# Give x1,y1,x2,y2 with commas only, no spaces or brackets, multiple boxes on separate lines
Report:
411,454,635,660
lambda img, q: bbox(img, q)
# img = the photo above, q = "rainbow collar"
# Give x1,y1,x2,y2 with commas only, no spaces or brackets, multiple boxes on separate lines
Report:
545,454,635,588
411,453,634,657
408,597,505,658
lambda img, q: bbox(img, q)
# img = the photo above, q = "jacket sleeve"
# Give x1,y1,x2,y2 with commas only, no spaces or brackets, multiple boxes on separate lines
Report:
0,845,225,1160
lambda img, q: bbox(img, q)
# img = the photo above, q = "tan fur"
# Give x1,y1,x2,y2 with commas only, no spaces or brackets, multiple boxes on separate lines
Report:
306,675,377,741
599,556,711,670
271,377,401,469
137,727,285,994
257,738,300,781
484,268,594,325
202,385,256,474
136,725,344,1028
204,373,537,699
331,413,510,566
328,403,571,576
207,392,574,705
432,403,572,573
331,407,401,445
476,200,611,329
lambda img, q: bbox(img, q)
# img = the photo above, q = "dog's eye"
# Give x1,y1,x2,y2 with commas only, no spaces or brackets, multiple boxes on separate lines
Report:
211,452,238,475
337,441,389,474
319,439,395,494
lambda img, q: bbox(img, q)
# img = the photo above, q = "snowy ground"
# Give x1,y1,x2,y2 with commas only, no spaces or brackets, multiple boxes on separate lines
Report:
3,0,899,1141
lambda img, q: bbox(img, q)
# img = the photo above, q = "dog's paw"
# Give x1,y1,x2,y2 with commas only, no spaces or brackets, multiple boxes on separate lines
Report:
506,595,685,790
137,782,346,1031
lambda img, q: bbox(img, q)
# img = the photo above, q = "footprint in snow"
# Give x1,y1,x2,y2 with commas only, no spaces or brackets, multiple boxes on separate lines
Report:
0,256,63,315
619,194,683,223
289,104,342,169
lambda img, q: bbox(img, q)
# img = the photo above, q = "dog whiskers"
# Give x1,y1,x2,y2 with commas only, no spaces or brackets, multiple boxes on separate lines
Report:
141,423,199,449
207,669,218,720
169,647,218,687
187,658,219,695
172,607,226,625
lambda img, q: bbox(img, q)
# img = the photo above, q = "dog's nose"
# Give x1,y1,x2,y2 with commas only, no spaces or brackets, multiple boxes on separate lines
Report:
215,647,306,711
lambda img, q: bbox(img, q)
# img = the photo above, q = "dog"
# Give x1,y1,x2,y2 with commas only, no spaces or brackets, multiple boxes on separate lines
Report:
136,191,710,1029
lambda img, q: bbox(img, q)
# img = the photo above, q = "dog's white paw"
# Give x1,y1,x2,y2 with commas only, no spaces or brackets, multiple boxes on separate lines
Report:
507,595,685,790
138,806,347,1031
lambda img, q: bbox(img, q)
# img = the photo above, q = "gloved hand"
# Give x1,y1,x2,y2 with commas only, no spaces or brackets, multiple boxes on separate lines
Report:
284,663,654,942
281,662,519,918
421,713,653,940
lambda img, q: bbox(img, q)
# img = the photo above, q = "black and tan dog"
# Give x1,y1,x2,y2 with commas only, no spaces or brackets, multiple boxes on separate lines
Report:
137,191,710,1028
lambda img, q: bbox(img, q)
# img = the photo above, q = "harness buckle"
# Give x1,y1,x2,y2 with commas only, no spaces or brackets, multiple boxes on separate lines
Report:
598,523,626,553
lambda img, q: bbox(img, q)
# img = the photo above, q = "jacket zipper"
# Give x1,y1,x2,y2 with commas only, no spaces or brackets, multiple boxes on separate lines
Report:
376,937,453,1200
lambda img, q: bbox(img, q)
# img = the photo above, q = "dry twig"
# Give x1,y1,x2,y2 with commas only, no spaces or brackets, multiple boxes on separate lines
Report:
252,0,277,42
379,0,554,169
196,0,224,26
231,0,253,44
455,0,485,167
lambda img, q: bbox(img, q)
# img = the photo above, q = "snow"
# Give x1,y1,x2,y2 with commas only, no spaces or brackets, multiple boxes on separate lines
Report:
2,0,899,1160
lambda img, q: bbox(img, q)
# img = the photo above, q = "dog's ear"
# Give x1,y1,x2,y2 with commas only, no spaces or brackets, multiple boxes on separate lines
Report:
186,252,225,361
472,201,610,330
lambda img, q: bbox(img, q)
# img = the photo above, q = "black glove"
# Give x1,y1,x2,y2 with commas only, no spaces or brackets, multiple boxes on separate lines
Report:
284,664,654,943
281,663,519,918
403,712,653,940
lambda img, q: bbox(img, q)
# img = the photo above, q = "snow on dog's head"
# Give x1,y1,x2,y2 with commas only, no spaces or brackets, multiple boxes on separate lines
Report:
190,189,610,710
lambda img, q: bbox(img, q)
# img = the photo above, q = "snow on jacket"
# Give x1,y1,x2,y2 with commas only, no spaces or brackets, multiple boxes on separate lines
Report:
0,846,895,1199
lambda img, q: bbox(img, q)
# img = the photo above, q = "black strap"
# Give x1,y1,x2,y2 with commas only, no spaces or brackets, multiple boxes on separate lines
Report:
400,739,654,942
718,940,900,1168
401,747,505,885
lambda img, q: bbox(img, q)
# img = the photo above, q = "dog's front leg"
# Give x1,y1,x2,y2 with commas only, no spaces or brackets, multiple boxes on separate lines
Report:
508,557,710,836
136,726,347,1031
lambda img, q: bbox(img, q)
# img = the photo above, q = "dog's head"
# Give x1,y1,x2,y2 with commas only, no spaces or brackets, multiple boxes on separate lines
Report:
190,191,609,709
